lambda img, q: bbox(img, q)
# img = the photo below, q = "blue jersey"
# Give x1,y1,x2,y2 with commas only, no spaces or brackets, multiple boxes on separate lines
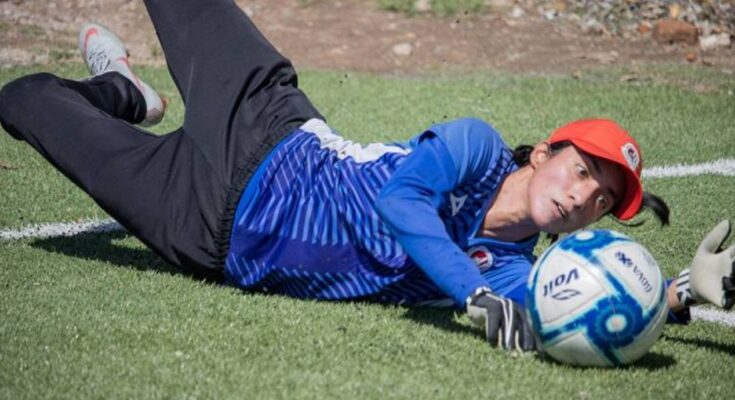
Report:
226,118,537,307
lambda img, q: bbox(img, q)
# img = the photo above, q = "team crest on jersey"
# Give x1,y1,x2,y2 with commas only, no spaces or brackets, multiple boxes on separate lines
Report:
621,142,640,172
467,246,494,272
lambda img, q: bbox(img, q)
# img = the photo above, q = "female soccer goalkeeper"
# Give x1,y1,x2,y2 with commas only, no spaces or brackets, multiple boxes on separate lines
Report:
1,0,732,352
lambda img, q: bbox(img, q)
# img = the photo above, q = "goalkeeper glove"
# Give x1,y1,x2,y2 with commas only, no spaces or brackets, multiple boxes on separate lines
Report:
466,287,537,351
676,220,735,309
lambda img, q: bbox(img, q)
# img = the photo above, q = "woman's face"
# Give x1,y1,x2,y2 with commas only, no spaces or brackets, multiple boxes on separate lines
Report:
527,143,625,234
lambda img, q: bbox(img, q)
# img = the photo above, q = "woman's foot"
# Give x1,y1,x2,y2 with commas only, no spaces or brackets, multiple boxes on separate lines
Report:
78,23,165,127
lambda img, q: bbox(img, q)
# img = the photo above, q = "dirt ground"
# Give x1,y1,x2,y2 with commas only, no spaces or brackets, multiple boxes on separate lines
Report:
1,0,734,75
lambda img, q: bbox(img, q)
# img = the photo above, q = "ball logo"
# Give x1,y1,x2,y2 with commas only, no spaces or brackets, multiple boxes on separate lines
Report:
467,246,493,272
542,268,582,300
621,143,640,172
615,251,653,293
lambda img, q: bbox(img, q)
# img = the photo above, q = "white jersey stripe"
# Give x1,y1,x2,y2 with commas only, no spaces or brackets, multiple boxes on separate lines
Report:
302,118,410,162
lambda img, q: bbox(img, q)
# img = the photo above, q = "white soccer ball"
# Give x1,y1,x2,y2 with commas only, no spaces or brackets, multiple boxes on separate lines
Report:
525,229,668,367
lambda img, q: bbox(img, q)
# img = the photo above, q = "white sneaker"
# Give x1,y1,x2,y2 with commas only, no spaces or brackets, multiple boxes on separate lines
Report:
79,23,165,127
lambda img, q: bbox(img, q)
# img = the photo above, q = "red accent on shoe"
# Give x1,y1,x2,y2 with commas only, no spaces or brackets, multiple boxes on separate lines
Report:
116,56,145,94
83,27,98,54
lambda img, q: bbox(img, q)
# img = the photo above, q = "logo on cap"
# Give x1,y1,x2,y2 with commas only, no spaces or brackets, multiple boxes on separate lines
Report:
621,143,640,171
467,246,494,272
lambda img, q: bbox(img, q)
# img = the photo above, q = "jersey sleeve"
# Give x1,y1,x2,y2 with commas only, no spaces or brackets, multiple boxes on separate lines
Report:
481,254,534,306
375,118,507,307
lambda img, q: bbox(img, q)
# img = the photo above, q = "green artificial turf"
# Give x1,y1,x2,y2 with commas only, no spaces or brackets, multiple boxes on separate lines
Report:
1,63,734,399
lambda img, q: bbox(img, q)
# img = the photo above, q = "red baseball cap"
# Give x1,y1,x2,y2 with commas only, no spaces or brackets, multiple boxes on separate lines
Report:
548,119,643,221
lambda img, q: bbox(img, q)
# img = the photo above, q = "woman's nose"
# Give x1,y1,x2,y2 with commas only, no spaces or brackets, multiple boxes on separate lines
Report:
571,181,599,209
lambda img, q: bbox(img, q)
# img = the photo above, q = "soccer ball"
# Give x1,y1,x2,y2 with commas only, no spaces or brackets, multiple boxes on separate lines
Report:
525,229,668,367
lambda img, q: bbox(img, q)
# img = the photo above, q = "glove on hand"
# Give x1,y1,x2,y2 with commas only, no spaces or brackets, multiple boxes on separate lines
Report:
466,287,537,351
682,220,735,309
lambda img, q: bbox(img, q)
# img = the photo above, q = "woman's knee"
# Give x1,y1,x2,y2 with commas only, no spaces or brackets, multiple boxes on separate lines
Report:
0,73,61,139
1,73,59,101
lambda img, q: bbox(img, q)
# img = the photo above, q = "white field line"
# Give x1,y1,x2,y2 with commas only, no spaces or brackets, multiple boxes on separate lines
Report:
642,158,735,178
690,307,735,327
0,218,122,240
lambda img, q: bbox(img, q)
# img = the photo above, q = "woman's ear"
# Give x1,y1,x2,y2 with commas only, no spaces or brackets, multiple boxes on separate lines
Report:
529,142,551,168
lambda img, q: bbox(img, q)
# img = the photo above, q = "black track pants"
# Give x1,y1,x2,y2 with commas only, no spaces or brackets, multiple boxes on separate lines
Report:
0,0,323,278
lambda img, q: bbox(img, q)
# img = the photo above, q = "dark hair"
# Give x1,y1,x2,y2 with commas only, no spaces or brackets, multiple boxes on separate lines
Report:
512,144,535,167
511,144,670,241
512,141,573,167
638,191,669,226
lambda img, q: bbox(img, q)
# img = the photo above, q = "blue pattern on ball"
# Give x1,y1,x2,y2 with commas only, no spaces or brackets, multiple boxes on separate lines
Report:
526,230,666,366
557,229,630,260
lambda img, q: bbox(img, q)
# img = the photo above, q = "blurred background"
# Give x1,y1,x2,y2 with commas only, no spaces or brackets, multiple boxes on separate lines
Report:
1,0,733,75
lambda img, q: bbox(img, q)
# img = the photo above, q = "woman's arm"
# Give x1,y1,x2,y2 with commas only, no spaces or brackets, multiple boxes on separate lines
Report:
376,118,536,351
375,126,489,306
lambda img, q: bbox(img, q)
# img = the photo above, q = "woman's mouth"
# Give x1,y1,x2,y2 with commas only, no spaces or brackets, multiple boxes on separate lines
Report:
554,201,567,220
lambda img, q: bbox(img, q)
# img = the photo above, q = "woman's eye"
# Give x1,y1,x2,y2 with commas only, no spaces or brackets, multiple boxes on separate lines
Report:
576,164,588,177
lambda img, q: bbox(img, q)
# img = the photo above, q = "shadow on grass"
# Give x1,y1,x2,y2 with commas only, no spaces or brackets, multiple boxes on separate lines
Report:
401,306,477,337
30,230,224,283
663,333,735,356
532,348,676,370
403,306,677,370
624,351,676,370
517,341,678,369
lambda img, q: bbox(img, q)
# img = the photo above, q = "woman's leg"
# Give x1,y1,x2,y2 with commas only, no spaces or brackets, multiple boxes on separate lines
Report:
1,1,323,276
138,0,324,269
142,0,323,180
0,72,224,279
